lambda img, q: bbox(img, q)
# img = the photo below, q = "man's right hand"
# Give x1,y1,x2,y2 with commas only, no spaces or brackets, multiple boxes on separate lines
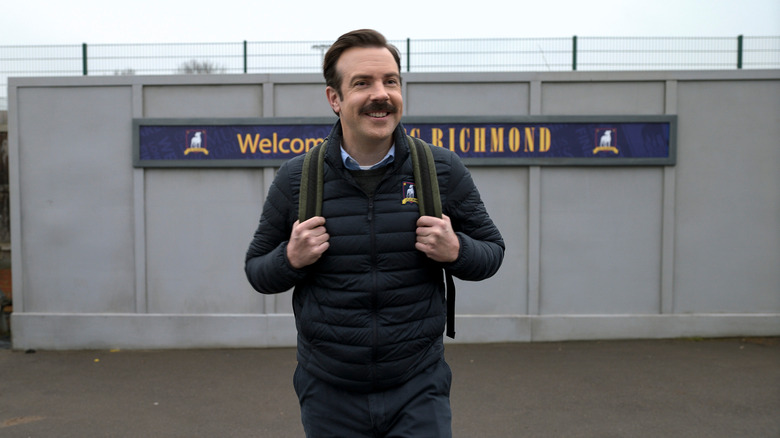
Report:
286,217,330,269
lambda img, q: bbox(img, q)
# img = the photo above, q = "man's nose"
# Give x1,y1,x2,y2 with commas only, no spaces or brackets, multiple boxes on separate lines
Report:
369,82,390,101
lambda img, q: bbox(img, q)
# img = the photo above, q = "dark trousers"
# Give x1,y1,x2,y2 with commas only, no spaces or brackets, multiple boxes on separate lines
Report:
293,359,453,438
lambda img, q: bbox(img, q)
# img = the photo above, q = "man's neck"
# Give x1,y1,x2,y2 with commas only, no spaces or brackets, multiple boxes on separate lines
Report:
340,138,393,167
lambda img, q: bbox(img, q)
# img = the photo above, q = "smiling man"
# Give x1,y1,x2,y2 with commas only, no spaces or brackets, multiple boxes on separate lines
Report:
245,29,504,437
325,44,402,167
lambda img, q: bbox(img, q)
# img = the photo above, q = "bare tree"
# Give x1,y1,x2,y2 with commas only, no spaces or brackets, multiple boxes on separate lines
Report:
177,60,226,74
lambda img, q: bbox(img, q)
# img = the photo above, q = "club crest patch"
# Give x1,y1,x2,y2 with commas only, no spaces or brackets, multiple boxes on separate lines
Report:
593,128,619,155
402,182,418,205
184,130,209,155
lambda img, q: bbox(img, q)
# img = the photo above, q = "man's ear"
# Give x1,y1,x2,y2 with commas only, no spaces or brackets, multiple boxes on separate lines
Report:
326,86,341,114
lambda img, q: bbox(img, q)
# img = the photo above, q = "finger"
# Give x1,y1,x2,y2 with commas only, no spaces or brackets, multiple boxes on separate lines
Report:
311,231,330,246
305,227,328,240
416,233,434,247
300,216,326,229
416,215,439,227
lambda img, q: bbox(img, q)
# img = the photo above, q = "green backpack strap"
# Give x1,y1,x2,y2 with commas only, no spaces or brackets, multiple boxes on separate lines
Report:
407,135,456,339
298,139,328,222
406,135,442,219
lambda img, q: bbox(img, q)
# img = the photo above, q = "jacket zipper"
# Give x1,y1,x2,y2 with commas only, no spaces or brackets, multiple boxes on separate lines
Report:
367,196,378,385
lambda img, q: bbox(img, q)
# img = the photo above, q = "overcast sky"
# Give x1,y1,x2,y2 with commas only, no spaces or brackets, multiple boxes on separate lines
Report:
3,0,778,45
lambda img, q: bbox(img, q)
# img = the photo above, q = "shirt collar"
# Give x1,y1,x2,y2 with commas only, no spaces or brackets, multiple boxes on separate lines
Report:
341,144,395,170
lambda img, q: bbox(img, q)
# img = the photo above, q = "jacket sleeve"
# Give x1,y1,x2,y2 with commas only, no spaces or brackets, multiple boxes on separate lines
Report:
244,160,308,294
439,151,505,281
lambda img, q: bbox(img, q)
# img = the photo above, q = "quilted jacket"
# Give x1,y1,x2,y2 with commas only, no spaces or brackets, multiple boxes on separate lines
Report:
245,120,504,392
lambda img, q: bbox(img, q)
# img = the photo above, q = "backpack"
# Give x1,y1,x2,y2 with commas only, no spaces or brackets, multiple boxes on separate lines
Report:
298,135,457,339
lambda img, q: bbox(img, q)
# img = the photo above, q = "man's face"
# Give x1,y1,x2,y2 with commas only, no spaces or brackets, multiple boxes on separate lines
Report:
326,46,403,151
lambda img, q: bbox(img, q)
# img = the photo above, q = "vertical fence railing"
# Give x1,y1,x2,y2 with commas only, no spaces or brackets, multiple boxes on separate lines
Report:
243,40,248,74
737,35,743,69
1,36,778,110
82,43,88,75
572,36,578,71
406,38,411,73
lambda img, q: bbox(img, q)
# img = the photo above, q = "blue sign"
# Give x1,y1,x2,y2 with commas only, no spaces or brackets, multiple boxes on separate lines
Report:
134,116,676,167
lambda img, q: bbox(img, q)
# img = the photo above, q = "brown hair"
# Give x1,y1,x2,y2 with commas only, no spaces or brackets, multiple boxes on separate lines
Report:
323,29,401,98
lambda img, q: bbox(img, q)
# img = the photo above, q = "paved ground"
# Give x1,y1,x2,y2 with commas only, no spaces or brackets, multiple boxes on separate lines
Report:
1,338,778,437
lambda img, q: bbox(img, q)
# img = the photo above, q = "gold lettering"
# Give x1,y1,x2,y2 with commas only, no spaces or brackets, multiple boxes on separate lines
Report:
448,128,456,151
278,138,290,154
459,128,471,153
431,128,444,147
524,127,535,152
490,127,504,153
305,138,322,152
238,133,325,155
290,138,304,154
540,127,551,152
237,134,261,154
474,128,487,153
409,128,421,138
259,138,272,154
509,127,520,152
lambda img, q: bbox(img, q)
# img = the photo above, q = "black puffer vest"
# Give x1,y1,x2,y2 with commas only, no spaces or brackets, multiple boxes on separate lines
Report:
293,123,446,392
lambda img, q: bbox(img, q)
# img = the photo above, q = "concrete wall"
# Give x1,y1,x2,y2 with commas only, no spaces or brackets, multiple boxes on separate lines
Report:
8,70,780,349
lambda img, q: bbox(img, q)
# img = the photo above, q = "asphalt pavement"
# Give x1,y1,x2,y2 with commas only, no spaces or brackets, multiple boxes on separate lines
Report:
1,338,778,437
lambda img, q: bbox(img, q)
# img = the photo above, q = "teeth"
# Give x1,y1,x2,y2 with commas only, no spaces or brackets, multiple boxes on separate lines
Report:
368,112,388,118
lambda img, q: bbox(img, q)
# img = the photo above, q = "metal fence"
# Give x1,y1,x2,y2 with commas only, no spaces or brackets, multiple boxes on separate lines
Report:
1,36,779,110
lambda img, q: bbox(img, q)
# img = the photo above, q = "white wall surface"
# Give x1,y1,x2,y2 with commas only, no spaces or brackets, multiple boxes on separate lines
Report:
8,70,780,349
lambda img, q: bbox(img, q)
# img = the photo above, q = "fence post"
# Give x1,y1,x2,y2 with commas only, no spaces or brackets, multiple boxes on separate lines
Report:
572,35,577,71
406,38,411,72
243,40,248,73
737,34,743,69
82,43,88,76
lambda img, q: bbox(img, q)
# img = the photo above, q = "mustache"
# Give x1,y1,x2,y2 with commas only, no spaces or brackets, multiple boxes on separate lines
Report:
361,102,397,114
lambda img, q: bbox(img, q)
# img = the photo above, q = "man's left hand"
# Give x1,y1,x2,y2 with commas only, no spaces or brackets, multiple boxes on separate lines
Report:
415,214,460,263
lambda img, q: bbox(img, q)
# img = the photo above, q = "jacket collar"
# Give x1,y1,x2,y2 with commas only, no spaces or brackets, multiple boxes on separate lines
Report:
323,120,410,171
